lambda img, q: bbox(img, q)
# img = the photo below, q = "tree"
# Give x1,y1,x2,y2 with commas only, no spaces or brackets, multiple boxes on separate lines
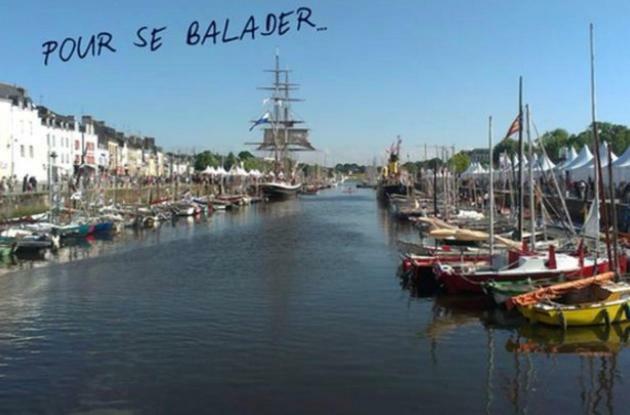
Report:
540,128,569,162
194,151,220,171
448,152,471,173
224,152,238,170
238,151,255,160
492,138,519,164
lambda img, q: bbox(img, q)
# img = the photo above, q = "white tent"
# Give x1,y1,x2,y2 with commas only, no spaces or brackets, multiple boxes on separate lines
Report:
461,162,488,179
572,142,617,182
612,147,630,184
461,162,479,179
201,166,216,176
556,146,577,171
563,145,593,177
534,153,555,177
216,166,228,176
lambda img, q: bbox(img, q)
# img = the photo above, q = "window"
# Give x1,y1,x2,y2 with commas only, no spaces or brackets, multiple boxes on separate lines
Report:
29,121,32,136
29,145,34,158
52,135,56,147
20,145,24,157
47,134,50,146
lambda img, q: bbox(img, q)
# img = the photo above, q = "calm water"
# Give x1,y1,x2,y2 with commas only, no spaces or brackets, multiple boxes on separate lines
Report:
0,186,629,414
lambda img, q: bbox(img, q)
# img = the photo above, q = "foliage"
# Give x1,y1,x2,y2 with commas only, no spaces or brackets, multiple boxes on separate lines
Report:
238,151,255,160
536,123,630,162
335,163,365,174
194,151,221,171
448,152,471,173
224,152,238,171
492,138,519,164
194,150,269,172
540,129,569,162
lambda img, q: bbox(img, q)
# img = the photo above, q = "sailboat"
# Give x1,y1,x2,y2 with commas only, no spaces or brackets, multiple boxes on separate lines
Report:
246,52,315,200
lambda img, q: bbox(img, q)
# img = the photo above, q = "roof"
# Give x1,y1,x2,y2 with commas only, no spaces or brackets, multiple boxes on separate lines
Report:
0,83,27,99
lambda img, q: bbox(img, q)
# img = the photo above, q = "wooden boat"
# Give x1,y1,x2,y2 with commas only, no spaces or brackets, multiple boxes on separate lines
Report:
509,272,630,328
482,276,566,305
434,245,612,294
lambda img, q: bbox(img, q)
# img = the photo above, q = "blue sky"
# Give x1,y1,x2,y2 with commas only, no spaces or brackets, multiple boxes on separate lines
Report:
2,0,630,164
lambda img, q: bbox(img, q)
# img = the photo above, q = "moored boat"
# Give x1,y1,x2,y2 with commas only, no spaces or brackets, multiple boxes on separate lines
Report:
509,272,630,328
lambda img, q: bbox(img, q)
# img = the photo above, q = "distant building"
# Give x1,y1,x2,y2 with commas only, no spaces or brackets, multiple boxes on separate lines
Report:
39,107,78,178
0,83,47,183
465,148,490,164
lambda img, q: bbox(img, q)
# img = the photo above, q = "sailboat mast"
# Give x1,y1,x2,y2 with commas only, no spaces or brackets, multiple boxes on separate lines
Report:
489,116,494,257
589,23,612,265
526,105,535,247
517,76,524,240
274,52,281,172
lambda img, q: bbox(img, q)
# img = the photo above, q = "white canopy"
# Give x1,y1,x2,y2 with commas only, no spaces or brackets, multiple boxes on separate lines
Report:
461,162,488,179
201,166,216,175
612,146,630,184
534,153,556,172
556,146,577,171
228,165,248,177
564,145,593,173
215,166,228,176
571,142,617,182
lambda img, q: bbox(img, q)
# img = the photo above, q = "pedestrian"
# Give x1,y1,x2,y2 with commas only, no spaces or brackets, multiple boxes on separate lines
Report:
29,176,37,192
22,174,28,192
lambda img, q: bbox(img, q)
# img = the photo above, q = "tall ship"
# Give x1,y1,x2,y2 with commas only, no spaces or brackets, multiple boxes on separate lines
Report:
246,52,315,200
376,136,409,201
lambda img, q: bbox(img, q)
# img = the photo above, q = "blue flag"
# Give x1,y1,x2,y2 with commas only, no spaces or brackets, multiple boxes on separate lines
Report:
249,112,271,131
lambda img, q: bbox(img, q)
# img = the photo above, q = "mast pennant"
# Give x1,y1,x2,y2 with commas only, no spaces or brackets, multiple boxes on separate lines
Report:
503,114,521,140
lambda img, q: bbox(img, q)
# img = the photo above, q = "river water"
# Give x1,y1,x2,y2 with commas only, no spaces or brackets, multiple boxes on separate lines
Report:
0,186,628,414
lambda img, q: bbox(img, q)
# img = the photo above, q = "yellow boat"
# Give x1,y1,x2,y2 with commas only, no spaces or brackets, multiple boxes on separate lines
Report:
510,272,630,328
506,321,630,355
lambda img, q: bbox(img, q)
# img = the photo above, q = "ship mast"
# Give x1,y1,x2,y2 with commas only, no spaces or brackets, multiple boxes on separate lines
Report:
246,51,315,179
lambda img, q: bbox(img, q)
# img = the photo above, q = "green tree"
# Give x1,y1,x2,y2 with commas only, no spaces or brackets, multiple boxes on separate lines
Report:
448,152,471,173
238,151,255,160
492,138,519,164
540,128,569,162
224,152,238,170
194,151,220,171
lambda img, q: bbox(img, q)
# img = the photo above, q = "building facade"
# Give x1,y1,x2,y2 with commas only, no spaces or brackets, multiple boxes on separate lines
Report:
0,84,47,184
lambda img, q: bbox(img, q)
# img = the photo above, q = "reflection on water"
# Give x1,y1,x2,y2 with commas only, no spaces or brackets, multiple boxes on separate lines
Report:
400,266,630,414
1,186,630,414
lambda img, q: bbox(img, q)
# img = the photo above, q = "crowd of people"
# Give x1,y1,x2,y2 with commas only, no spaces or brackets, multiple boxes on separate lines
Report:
0,174,38,195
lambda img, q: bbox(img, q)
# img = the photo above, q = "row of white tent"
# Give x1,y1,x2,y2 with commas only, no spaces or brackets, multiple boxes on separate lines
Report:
461,142,630,185
199,165,270,178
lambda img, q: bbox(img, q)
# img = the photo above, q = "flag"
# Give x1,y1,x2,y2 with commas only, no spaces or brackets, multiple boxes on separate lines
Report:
249,112,271,131
504,114,521,139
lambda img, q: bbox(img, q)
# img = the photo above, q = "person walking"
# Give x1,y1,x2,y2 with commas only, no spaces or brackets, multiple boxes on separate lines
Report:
22,174,28,192
29,176,37,192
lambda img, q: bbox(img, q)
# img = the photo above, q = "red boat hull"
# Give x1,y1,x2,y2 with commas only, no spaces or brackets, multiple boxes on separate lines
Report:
437,262,610,294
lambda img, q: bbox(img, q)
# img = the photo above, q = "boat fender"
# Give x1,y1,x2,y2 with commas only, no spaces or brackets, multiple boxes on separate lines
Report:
558,310,567,331
624,302,630,320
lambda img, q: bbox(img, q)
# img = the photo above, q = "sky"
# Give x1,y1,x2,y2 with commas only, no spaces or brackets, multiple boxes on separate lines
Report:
2,0,630,165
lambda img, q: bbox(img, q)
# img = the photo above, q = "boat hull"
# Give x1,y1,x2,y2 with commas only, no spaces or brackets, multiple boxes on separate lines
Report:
261,183,302,200
437,262,609,294
376,182,408,201
518,299,630,327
